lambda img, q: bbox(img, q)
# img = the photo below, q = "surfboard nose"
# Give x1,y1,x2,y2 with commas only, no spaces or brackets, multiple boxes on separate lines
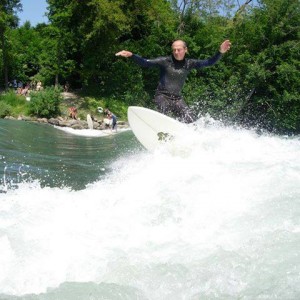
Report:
127,106,186,151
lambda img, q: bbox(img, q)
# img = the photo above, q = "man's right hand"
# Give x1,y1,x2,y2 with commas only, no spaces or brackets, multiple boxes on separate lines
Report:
115,50,133,57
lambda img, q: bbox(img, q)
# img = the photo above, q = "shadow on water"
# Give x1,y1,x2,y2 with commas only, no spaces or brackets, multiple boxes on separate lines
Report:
0,119,142,191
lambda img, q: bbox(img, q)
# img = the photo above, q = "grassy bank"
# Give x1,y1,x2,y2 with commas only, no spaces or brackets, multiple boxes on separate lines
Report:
0,90,29,118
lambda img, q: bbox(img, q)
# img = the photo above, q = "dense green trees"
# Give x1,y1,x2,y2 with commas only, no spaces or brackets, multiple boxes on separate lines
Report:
0,0,21,89
10,21,43,82
228,0,300,132
0,0,299,133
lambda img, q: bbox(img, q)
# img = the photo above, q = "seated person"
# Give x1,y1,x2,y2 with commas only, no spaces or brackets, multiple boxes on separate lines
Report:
69,106,77,119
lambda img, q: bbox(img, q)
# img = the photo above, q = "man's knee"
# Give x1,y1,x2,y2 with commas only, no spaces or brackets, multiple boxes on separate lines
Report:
154,95,170,113
174,100,196,123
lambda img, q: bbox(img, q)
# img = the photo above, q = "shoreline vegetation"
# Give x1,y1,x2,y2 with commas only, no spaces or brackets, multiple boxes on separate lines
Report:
0,89,129,131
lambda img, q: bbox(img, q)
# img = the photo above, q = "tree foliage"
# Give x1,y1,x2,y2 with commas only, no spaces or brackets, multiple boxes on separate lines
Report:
9,21,43,82
0,0,21,89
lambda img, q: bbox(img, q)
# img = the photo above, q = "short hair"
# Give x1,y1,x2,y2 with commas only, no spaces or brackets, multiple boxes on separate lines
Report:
172,40,187,48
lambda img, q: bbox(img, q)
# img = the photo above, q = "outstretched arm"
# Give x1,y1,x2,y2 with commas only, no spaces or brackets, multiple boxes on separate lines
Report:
191,40,231,69
115,50,161,68
219,40,231,54
115,50,133,57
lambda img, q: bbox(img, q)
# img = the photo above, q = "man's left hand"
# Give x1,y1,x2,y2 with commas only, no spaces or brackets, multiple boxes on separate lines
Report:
220,40,231,53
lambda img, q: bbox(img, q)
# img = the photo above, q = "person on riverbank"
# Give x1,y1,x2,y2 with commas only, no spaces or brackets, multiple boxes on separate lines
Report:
36,81,43,91
13,79,17,90
64,81,70,92
116,39,231,123
69,106,77,119
104,109,117,132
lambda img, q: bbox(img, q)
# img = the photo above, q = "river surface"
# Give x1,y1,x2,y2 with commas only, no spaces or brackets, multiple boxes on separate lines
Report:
0,118,299,299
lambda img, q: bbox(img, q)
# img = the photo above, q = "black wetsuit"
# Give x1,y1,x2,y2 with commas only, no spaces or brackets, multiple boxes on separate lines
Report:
111,113,117,130
131,52,222,123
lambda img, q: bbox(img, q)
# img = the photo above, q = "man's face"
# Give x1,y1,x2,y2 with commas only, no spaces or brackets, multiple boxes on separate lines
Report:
172,41,187,61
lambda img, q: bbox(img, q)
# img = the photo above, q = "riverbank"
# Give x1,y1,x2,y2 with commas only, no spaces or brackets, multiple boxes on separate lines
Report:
1,90,129,131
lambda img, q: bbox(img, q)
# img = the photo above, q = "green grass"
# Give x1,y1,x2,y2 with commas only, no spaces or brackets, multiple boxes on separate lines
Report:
0,90,30,118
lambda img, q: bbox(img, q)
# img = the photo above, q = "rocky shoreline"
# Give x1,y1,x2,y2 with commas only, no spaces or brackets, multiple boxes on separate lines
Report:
3,91,129,130
4,114,129,130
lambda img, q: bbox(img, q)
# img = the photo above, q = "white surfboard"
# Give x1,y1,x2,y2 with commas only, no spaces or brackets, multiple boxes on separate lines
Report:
128,106,186,151
87,114,93,130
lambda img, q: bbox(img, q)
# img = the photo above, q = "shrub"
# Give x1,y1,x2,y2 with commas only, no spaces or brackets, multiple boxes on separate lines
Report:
0,102,12,118
0,90,20,106
28,87,62,118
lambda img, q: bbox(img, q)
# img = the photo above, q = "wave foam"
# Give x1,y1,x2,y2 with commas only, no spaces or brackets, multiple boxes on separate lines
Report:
1,123,300,298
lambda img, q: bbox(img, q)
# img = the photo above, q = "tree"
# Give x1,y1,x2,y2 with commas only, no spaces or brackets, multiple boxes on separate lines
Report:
9,21,43,83
0,0,21,89
46,0,130,87
228,0,300,132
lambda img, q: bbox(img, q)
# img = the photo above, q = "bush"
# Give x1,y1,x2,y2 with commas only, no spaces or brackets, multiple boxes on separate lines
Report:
28,87,63,118
0,90,28,118
0,90,20,106
79,97,99,110
0,102,12,118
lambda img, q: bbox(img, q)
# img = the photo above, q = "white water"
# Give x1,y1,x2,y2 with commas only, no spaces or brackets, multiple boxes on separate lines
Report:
1,120,300,299
53,125,130,137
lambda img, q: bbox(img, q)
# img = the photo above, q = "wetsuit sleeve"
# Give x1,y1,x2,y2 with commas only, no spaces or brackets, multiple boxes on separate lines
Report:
190,52,222,69
131,54,164,68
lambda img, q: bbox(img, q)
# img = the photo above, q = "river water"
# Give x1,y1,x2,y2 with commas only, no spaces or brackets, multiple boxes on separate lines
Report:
0,118,299,299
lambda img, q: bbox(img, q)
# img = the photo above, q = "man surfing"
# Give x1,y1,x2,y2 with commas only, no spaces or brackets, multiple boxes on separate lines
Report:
116,39,231,123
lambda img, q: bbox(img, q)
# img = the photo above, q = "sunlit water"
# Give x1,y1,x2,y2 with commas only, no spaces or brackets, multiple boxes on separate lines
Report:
0,118,299,299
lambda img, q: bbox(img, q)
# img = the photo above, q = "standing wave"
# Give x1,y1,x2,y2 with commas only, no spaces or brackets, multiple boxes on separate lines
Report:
0,119,300,299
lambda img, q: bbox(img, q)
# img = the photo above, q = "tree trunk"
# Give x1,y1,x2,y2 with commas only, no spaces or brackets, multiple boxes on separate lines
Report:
1,30,9,90
55,73,59,87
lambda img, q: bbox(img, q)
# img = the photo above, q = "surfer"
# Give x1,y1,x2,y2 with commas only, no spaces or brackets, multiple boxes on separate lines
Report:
116,39,231,123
